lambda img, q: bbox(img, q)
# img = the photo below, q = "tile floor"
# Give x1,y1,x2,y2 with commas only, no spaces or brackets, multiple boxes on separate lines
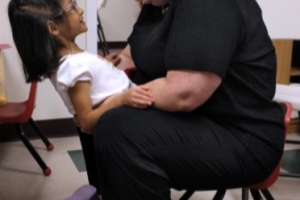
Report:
0,133,300,200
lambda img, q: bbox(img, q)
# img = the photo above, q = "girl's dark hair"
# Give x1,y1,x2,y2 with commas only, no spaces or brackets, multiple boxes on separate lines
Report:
8,0,65,82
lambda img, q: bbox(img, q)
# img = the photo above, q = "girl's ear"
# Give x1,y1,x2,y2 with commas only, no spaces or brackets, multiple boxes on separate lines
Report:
47,21,60,36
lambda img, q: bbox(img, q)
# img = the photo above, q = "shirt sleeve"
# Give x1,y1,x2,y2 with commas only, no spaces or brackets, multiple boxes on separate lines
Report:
165,0,244,78
56,58,93,91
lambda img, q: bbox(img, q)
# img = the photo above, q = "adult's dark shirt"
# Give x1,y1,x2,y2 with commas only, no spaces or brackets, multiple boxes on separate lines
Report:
128,0,284,145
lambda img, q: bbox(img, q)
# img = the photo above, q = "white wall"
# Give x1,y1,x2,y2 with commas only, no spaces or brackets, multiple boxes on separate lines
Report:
0,0,299,121
256,0,300,39
98,0,140,41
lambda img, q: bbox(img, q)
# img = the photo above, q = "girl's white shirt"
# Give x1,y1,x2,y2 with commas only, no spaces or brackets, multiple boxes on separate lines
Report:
50,51,133,115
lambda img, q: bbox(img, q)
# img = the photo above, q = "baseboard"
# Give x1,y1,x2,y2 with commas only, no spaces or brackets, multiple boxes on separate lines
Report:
98,41,127,50
0,118,78,143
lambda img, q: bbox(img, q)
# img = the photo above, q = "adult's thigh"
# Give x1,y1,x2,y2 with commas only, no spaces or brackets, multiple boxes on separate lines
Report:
94,107,280,191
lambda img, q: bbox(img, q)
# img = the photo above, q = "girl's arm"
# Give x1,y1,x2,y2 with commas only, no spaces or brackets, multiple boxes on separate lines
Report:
144,69,222,112
68,81,153,133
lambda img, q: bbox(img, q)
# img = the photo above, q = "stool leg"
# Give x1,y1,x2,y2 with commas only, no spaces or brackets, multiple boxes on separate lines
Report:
14,124,51,176
213,189,226,200
261,189,275,200
242,188,249,200
250,189,262,200
97,14,109,56
179,190,195,200
28,118,54,151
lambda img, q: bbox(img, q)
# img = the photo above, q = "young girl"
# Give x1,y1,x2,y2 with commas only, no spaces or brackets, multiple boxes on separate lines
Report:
8,0,153,133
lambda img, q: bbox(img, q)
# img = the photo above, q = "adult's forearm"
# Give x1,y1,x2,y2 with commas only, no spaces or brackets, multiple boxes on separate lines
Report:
145,70,221,112
145,78,203,112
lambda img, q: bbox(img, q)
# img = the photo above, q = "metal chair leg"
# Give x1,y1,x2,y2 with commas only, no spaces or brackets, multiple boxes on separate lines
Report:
28,118,54,151
14,124,51,176
97,14,109,56
250,189,262,200
179,190,195,200
261,189,275,200
242,188,249,200
212,189,226,200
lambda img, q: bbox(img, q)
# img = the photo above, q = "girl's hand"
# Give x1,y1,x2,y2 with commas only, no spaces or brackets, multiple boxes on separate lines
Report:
73,114,90,133
73,114,81,127
104,53,121,66
122,86,154,108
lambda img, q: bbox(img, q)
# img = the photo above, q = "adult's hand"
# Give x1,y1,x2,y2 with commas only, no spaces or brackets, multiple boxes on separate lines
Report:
105,53,121,66
116,45,136,70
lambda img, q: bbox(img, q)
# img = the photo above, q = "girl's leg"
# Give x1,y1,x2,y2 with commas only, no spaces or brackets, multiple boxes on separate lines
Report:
93,107,282,200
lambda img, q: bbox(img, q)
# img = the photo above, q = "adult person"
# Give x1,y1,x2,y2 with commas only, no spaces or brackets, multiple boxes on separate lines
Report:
92,0,285,199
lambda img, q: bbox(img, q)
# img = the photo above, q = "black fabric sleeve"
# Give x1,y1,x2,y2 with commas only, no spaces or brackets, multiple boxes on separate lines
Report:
165,0,244,78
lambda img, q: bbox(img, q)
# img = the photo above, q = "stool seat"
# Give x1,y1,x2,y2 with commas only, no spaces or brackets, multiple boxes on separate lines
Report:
64,185,97,200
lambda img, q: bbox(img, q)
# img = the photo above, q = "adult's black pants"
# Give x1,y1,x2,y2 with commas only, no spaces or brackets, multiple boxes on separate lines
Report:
89,107,282,200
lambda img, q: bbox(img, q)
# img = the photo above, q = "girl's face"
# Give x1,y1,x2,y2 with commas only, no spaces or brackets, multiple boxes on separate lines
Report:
136,0,171,6
55,0,88,41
